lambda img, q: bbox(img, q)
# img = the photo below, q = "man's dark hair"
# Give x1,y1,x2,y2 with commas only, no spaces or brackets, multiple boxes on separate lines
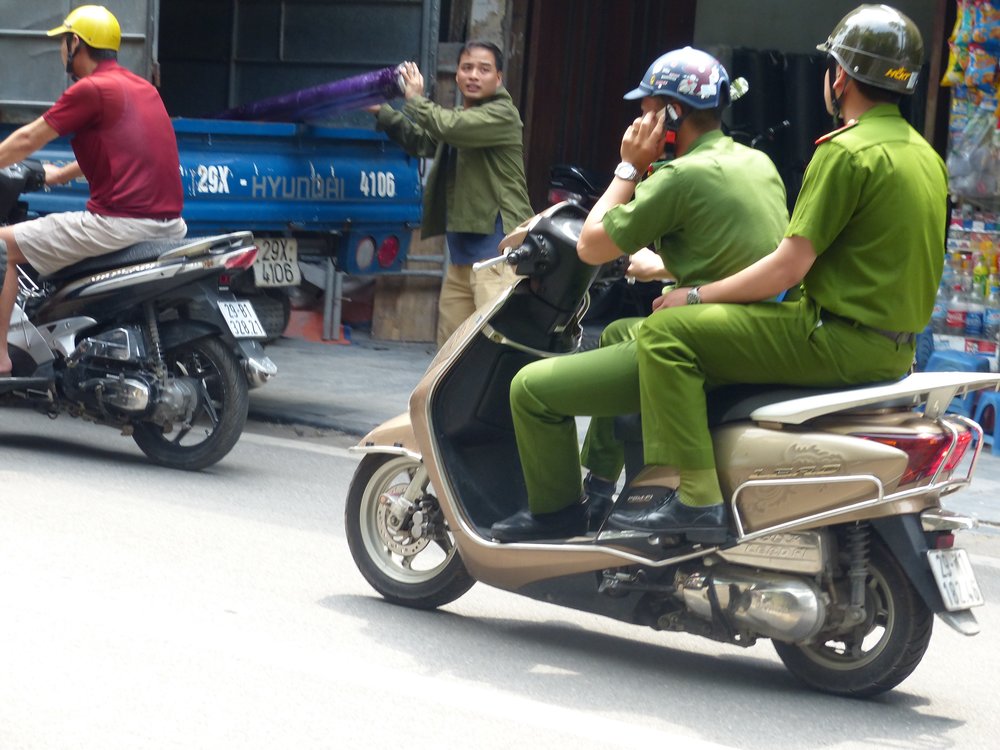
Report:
684,104,724,129
458,41,503,72
64,34,118,62
852,79,902,104
87,44,118,62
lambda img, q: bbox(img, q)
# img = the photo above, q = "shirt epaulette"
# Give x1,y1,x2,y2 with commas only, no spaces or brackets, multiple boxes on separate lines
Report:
814,119,859,145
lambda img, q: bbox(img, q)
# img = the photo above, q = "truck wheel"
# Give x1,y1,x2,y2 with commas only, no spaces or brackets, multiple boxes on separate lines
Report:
132,336,249,470
773,540,933,697
251,292,291,342
346,453,474,609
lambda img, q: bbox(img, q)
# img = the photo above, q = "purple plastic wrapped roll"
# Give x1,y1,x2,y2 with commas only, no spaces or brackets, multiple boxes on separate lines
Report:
216,64,405,122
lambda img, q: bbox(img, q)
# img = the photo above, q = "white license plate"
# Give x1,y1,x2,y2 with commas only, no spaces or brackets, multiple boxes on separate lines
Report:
927,548,985,611
253,237,301,288
217,300,267,339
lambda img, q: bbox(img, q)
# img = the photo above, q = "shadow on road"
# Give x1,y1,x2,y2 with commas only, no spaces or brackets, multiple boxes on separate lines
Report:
319,593,960,750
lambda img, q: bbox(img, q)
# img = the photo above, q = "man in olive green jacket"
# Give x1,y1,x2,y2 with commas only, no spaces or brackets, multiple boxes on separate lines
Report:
371,42,533,346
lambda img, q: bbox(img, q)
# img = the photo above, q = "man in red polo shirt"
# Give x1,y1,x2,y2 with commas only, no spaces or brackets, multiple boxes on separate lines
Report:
0,5,185,377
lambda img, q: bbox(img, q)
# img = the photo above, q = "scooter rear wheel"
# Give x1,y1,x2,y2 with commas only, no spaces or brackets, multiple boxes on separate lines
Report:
346,453,474,609
773,540,933,697
131,336,249,471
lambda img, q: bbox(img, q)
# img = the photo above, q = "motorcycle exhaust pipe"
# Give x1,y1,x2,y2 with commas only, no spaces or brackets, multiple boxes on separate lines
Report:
675,565,827,643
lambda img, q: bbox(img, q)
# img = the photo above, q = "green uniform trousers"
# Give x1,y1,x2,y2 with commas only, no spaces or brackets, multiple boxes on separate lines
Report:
636,296,916,469
511,317,645,514
579,317,644,480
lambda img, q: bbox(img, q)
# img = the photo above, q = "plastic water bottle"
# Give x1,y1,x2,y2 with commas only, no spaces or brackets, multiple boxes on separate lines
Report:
966,282,985,337
986,279,1000,341
931,283,949,334
931,289,948,334
946,284,968,334
941,256,956,292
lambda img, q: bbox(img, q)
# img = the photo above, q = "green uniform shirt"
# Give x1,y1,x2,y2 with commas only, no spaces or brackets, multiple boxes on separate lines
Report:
375,88,533,238
786,104,948,332
602,130,789,287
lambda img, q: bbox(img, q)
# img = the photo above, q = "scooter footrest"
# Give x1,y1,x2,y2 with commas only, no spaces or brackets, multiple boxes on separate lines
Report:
684,527,732,545
0,376,51,394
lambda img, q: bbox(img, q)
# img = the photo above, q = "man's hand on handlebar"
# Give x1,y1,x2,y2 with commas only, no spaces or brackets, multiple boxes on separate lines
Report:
626,248,672,282
43,161,82,186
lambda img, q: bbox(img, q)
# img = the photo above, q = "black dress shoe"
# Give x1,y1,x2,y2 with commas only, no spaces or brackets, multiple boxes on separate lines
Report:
491,502,589,543
606,490,728,542
584,473,616,532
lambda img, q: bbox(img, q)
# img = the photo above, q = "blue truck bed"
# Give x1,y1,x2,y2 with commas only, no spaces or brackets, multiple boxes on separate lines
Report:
1,117,423,276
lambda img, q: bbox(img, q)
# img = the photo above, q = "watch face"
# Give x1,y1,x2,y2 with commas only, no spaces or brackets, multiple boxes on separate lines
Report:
615,163,639,181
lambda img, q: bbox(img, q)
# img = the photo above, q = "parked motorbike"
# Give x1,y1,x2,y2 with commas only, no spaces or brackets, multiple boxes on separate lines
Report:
0,159,276,471
346,201,993,697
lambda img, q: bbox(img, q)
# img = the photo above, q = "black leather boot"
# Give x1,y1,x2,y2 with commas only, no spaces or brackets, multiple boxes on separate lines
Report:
583,472,616,531
491,500,590,543
606,489,728,543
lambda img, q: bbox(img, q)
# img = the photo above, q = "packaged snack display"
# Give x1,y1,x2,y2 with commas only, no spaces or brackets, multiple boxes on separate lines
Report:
945,1,1000,204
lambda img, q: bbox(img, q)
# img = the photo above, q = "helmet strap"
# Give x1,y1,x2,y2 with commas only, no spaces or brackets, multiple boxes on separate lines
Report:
64,34,81,81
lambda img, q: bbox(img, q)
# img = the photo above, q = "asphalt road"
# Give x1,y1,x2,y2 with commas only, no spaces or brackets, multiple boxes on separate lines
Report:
2,409,1000,750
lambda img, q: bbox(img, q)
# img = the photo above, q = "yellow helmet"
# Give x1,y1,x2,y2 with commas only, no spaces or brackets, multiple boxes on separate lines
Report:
47,5,122,51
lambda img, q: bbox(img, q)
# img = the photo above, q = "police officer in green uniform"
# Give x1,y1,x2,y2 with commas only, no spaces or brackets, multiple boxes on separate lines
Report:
606,4,948,538
491,48,789,542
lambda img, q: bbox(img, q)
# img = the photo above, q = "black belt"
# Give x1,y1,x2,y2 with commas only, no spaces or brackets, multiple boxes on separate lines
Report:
820,310,915,346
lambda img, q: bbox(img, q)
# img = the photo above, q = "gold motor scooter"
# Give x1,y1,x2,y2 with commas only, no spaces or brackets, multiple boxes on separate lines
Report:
345,202,993,697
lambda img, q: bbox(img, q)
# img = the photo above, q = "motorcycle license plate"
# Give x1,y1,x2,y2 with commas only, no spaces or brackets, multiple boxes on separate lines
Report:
927,549,985,611
253,237,301,288
217,300,267,339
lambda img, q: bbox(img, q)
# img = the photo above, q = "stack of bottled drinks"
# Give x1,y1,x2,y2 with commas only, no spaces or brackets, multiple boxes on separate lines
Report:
932,208,1000,341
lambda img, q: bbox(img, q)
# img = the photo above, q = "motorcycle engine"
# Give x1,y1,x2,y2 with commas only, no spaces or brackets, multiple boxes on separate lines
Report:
62,327,200,422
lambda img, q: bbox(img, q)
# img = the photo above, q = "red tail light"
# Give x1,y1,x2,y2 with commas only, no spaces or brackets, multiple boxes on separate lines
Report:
548,188,584,205
943,429,973,471
224,247,258,270
935,532,956,549
377,236,400,268
852,430,971,485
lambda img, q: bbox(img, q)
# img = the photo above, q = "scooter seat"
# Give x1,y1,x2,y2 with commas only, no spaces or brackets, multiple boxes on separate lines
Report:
614,381,901,443
40,237,197,283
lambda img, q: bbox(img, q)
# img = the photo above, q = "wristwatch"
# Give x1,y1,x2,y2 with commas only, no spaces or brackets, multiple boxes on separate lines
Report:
686,286,702,305
613,161,641,183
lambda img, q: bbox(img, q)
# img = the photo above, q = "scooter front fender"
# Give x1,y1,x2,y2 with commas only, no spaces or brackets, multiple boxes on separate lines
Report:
352,412,421,460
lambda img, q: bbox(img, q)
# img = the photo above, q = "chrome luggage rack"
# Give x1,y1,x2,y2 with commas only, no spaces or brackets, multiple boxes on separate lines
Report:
728,414,984,542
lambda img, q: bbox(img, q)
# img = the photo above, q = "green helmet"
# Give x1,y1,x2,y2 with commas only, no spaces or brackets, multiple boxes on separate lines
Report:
816,4,923,95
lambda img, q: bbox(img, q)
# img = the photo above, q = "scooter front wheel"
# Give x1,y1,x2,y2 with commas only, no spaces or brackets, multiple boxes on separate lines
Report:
773,540,933,697
346,453,474,609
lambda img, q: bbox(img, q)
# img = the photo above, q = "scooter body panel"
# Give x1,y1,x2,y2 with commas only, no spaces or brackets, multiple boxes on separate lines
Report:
8,303,56,367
